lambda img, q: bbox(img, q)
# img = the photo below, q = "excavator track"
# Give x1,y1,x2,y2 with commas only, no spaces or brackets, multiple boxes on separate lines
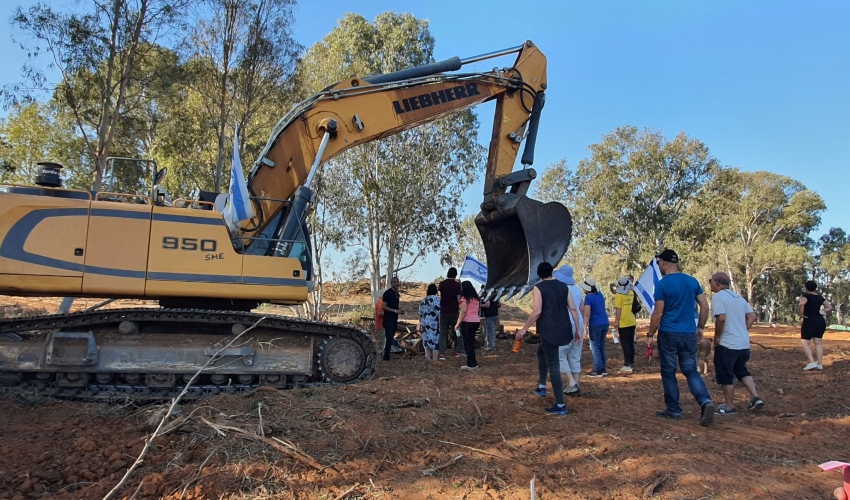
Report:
0,308,377,402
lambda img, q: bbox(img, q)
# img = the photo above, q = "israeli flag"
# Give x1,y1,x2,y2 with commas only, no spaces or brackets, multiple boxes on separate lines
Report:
460,255,487,285
634,259,662,314
222,127,255,227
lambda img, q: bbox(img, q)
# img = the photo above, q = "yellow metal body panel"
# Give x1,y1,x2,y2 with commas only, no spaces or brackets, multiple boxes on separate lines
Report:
143,207,308,302
146,206,243,285
0,192,309,302
82,201,152,295
242,254,308,302
0,194,90,295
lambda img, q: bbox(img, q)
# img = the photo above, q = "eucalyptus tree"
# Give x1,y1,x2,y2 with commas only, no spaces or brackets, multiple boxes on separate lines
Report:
0,102,88,185
535,126,720,270
297,13,485,302
441,213,487,271
815,228,850,324
9,0,189,190
712,170,825,307
185,0,301,191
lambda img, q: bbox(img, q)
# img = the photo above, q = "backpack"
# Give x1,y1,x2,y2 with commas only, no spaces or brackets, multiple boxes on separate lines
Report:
631,292,642,314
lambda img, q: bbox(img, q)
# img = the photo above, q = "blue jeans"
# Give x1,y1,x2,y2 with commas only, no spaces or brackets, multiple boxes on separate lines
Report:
588,324,608,373
657,331,713,414
484,316,497,349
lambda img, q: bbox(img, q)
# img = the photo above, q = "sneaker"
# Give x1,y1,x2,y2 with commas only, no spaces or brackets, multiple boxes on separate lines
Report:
533,387,547,397
587,371,604,378
618,365,634,373
564,385,580,397
700,402,716,427
715,404,737,415
437,354,446,361
804,362,819,371
600,371,609,377
816,364,824,370
545,404,568,415
655,409,681,421
747,397,765,411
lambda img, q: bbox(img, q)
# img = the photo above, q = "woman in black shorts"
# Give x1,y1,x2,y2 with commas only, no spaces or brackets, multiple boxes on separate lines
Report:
798,280,833,371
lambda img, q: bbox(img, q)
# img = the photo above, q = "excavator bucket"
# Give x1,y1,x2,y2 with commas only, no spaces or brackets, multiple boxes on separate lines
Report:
475,196,572,298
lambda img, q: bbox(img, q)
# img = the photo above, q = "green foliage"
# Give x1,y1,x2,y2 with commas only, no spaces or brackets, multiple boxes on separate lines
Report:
535,125,828,322
185,0,302,191
298,12,485,301
441,214,486,269
536,126,720,271
9,0,189,189
813,227,850,324
0,102,88,185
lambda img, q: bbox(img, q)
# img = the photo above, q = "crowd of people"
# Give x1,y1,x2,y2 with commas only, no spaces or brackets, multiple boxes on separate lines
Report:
374,249,834,424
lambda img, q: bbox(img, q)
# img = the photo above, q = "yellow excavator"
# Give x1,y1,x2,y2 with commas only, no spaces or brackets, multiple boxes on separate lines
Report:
0,40,571,398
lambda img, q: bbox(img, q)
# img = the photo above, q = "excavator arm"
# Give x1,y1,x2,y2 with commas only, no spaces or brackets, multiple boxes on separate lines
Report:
241,40,571,299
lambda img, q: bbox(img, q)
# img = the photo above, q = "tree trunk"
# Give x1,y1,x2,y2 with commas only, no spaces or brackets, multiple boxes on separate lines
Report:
385,233,397,288
745,262,755,308
366,193,382,303
213,1,238,192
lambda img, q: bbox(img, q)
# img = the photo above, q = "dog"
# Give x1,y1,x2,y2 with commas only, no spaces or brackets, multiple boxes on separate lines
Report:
697,338,712,376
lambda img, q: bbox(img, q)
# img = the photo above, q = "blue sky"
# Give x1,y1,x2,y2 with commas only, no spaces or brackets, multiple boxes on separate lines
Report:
2,0,848,281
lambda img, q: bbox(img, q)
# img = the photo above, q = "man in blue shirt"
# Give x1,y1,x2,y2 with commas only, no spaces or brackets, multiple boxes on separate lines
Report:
646,249,715,427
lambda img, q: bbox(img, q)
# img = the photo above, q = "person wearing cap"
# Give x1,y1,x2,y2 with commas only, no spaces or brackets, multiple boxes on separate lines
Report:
708,271,764,414
612,275,638,373
516,262,581,415
580,277,610,377
646,249,715,427
554,264,585,396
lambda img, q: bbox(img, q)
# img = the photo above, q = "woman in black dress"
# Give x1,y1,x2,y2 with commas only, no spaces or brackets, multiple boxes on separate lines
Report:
798,280,833,371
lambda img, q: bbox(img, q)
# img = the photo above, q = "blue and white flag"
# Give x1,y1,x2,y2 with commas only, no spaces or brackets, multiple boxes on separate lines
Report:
222,127,255,226
634,259,662,314
460,255,487,285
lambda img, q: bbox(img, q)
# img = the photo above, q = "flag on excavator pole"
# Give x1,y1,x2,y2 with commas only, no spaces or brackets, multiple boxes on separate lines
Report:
634,259,662,314
222,127,255,228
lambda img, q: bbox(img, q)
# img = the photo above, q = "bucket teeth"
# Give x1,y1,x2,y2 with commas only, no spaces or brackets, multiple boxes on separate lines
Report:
516,282,537,300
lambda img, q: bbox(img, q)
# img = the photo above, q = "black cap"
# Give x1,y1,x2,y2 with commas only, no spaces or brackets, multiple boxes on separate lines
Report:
656,249,679,263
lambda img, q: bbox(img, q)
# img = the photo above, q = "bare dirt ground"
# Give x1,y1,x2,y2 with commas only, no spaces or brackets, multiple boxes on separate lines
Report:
0,289,848,500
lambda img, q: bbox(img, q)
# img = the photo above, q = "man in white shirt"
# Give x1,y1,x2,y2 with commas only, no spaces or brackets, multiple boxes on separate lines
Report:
709,272,765,414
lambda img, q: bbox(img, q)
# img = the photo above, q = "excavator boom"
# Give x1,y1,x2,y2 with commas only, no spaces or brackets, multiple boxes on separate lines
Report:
242,40,571,296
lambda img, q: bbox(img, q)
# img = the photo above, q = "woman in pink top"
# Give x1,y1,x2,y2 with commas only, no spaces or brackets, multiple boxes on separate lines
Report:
454,280,481,369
